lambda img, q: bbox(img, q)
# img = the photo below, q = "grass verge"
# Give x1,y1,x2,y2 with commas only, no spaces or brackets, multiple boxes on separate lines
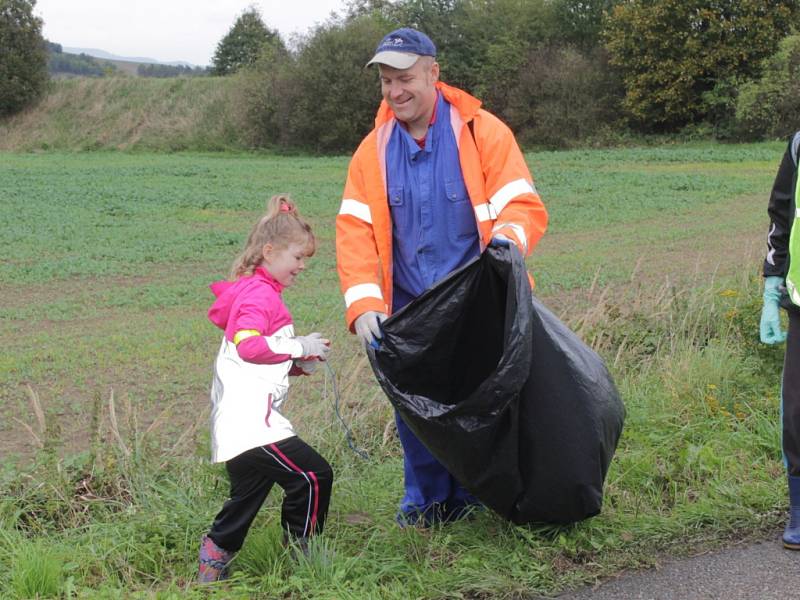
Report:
0,272,787,599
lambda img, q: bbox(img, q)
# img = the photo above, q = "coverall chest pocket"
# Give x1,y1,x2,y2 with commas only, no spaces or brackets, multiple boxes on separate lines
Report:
445,177,477,241
388,185,411,233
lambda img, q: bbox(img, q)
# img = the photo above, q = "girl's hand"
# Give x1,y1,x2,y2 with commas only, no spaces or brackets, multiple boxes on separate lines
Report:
295,358,319,374
295,332,331,360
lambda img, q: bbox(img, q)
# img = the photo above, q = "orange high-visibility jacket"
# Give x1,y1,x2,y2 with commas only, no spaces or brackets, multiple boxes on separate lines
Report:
336,81,548,331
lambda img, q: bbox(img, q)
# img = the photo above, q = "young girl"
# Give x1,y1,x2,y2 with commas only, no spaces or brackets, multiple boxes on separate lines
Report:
197,195,333,583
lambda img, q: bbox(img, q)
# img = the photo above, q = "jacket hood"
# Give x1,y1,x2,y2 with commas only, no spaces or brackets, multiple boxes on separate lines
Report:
208,267,283,330
374,80,482,128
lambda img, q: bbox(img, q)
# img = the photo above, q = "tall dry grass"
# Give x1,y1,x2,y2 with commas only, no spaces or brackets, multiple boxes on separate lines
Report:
0,77,247,152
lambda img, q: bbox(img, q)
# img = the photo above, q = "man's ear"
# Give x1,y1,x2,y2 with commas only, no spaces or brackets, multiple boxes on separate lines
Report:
431,60,440,82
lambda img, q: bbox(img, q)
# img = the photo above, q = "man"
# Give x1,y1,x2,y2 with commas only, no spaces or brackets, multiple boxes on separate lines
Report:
335,27,548,526
760,130,800,550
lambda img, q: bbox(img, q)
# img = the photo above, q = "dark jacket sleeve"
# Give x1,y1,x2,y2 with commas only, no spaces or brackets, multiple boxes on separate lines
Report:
764,132,800,278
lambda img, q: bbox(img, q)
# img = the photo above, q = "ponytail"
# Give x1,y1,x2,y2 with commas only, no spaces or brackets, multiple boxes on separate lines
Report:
229,194,315,279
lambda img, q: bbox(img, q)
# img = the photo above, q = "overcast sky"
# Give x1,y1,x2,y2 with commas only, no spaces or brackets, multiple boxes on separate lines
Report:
35,1,349,66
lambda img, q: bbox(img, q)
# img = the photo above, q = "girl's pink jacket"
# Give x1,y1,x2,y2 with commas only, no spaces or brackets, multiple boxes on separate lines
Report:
207,267,302,463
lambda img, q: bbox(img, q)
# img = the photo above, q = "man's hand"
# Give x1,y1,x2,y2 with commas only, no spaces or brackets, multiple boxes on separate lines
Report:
355,311,387,348
489,233,511,248
760,276,787,344
295,332,331,359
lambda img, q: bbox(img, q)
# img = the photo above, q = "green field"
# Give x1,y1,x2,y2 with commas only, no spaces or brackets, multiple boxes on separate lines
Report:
0,143,790,598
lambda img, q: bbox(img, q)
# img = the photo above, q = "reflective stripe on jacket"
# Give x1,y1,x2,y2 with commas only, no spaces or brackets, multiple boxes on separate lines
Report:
336,81,548,330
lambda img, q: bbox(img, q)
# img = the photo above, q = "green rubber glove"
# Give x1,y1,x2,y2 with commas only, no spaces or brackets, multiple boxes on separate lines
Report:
760,276,787,344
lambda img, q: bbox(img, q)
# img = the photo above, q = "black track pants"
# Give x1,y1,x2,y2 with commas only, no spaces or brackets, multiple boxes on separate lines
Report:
207,436,333,552
784,310,800,476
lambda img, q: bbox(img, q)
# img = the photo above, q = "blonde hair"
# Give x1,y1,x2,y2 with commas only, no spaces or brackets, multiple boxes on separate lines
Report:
230,194,316,278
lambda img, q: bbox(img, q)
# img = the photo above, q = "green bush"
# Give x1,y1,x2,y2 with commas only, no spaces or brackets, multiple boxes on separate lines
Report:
733,34,800,141
240,15,386,152
604,0,797,132
505,46,624,149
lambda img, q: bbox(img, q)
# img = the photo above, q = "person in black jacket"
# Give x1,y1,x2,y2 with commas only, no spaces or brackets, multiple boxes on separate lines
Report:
760,130,800,550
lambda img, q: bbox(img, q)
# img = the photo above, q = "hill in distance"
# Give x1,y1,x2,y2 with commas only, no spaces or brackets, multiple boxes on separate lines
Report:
63,47,200,68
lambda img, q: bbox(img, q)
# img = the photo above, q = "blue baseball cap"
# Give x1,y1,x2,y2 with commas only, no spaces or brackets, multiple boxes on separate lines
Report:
366,27,437,69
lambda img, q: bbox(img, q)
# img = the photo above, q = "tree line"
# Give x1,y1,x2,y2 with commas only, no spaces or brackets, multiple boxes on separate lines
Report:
136,63,209,78
45,43,208,78
214,0,800,151
3,0,799,149
47,42,118,77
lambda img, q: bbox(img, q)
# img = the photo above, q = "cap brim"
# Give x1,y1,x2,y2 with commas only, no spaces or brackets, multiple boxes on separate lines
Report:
365,51,421,69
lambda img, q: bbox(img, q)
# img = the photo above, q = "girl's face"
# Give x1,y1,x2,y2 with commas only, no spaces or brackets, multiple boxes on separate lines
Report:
261,241,309,287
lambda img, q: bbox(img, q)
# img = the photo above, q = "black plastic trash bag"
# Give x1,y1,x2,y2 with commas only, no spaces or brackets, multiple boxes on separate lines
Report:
367,246,625,524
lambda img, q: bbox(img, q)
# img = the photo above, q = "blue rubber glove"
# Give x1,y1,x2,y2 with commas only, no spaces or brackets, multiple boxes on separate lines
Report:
489,233,511,248
760,276,787,344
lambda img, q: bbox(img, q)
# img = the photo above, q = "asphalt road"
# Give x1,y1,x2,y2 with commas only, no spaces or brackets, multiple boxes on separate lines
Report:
534,534,800,599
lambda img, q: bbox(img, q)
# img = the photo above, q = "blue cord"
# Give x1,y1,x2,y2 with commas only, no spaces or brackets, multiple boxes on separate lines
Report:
324,361,369,460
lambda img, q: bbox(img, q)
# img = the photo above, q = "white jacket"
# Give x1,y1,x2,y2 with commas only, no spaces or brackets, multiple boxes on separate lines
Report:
210,331,296,463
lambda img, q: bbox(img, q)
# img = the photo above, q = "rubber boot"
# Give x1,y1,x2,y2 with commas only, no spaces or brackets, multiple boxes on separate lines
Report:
783,475,800,550
197,534,234,582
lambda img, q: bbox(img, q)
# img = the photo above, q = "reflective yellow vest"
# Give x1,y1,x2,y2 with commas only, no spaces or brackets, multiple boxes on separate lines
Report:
787,156,800,306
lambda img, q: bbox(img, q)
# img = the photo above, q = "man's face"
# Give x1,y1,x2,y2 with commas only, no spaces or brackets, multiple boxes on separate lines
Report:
378,58,439,130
